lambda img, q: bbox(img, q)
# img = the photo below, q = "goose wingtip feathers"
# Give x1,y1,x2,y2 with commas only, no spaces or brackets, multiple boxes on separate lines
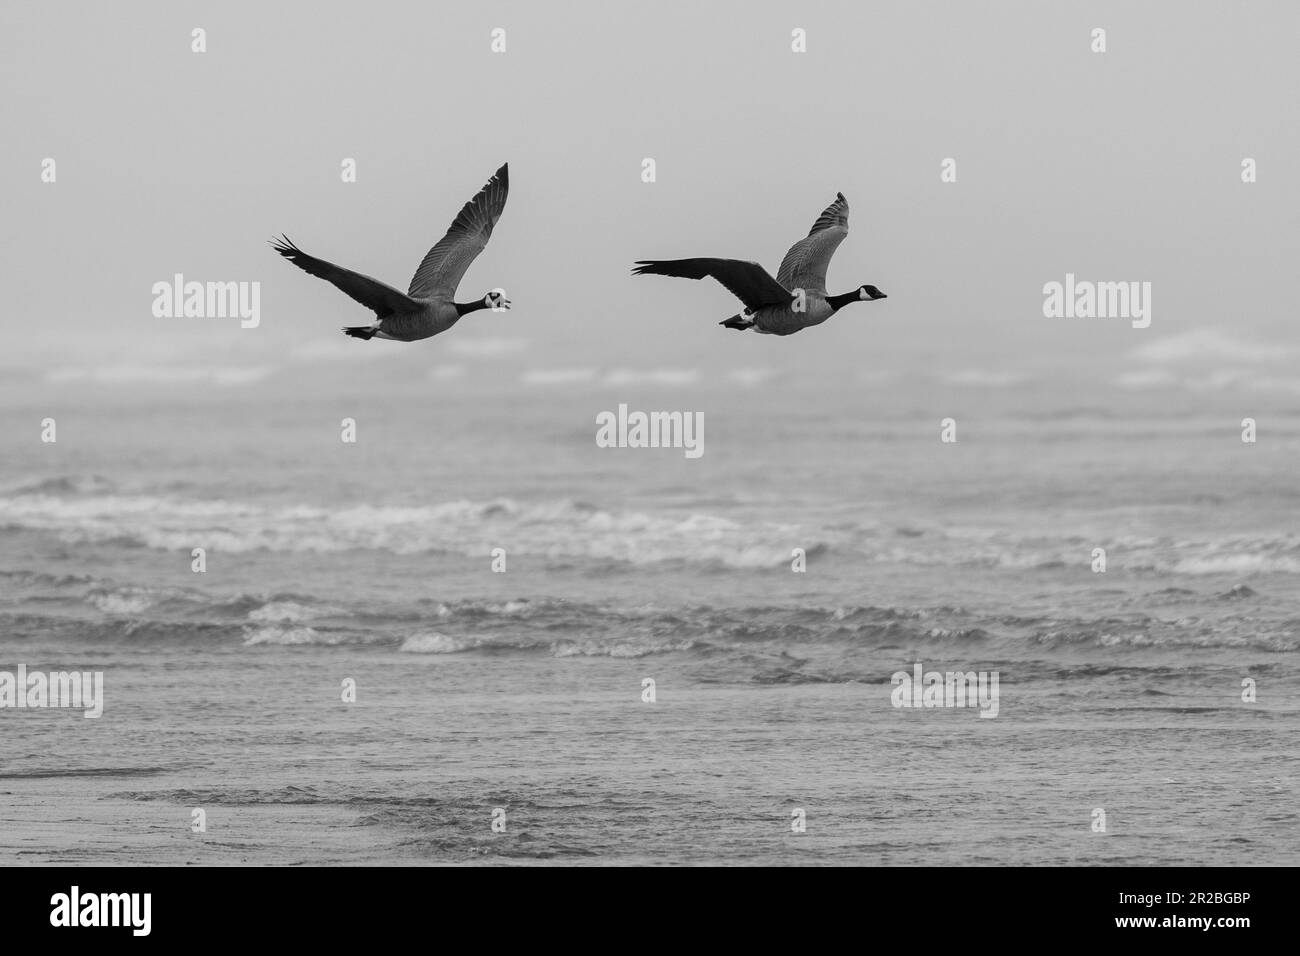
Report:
269,234,299,257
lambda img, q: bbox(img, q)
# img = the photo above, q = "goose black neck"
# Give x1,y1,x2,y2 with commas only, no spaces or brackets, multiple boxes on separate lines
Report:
827,290,859,312
454,299,489,317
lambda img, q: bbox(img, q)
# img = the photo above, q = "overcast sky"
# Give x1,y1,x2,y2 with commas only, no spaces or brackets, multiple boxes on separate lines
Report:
2,0,1296,395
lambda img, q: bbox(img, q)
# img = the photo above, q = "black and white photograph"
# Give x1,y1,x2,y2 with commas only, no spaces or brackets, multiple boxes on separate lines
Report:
0,0,1294,934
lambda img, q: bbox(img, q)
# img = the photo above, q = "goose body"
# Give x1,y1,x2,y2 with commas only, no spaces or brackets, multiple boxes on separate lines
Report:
632,191,886,335
271,163,511,341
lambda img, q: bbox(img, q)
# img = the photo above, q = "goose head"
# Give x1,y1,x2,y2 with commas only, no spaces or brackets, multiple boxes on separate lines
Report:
858,284,887,301
485,289,512,311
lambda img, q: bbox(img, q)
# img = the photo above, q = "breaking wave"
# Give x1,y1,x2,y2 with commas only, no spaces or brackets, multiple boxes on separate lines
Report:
0,484,817,569
5,476,1300,576
2,575,1297,656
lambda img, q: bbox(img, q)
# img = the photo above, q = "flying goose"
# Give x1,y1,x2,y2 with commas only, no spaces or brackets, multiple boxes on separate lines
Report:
271,163,511,341
632,191,886,335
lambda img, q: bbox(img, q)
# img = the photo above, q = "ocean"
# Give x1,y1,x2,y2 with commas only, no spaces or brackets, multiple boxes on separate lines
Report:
1,373,1297,865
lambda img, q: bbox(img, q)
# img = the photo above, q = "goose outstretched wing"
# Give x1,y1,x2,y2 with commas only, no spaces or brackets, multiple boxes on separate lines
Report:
632,258,791,311
270,236,421,317
408,164,510,300
776,192,849,294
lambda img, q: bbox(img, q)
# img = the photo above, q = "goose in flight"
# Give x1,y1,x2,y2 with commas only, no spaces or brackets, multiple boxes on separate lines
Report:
271,164,511,340
632,192,886,335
